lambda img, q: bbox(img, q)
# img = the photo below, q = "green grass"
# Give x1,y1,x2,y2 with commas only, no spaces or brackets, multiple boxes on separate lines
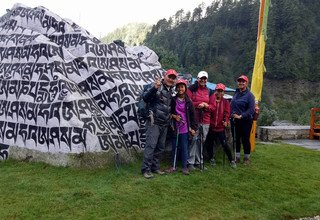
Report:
1,143,320,219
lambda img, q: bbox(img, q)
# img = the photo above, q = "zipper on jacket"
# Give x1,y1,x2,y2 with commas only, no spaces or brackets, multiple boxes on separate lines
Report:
215,101,220,127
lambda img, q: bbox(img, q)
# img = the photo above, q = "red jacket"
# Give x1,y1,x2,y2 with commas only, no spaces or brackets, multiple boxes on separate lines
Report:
210,97,230,132
187,86,216,124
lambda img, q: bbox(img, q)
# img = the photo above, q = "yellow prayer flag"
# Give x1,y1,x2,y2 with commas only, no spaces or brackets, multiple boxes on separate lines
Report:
250,0,270,151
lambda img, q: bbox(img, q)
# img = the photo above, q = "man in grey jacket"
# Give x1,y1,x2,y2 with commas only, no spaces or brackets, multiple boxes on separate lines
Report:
141,69,177,179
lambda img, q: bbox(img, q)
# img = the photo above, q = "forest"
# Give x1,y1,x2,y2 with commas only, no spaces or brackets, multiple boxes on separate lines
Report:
102,0,320,125
145,0,319,83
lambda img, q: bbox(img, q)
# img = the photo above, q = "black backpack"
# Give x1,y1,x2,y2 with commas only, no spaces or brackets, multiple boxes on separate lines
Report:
136,84,151,119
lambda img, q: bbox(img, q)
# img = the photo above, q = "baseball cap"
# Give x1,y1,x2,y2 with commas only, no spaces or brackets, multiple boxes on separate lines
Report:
197,71,208,79
237,75,249,82
215,83,226,91
176,79,187,87
165,69,178,77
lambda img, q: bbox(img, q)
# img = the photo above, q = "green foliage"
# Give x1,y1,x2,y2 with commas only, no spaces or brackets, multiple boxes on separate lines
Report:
150,46,180,70
98,0,320,124
1,144,320,219
142,0,320,125
257,103,279,126
144,0,320,82
273,96,320,125
100,23,151,46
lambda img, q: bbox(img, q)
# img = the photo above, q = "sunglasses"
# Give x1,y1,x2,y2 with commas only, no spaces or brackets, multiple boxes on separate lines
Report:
199,77,207,81
216,90,224,92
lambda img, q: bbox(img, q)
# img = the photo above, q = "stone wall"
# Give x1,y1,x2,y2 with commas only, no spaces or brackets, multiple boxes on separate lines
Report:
258,126,310,141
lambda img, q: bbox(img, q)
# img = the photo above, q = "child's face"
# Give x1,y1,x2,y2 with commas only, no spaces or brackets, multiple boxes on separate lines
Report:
176,84,186,95
215,89,224,99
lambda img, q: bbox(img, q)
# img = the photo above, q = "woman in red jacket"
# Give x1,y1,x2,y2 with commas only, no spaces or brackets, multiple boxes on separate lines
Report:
206,83,236,168
186,71,215,170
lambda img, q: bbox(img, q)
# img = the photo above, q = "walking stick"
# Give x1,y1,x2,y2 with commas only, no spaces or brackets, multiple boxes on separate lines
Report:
199,109,204,171
223,148,226,167
173,122,180,170
232,118,236,161
198,125,204,171
173,117,184,170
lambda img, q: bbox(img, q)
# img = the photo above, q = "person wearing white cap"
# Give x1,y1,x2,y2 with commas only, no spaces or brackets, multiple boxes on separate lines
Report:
186,70,216,170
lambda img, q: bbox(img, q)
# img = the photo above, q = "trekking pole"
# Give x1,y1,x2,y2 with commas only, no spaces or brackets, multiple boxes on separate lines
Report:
232,118,236,161
199,109,204,171
222,123,228,167
173,116,184,170
223,148,226,167
173,122,180,170
198,126,203,171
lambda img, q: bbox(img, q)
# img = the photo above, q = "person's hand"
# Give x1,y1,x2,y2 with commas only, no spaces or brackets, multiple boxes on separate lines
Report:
198,102,208,109
189,129,196,136
173,114,181,122
154,78,161,89
223,121,229,127
232,114,242,119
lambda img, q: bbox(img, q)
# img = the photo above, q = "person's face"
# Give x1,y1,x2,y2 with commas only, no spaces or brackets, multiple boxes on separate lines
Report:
164,74,176,87
237,79,247,90
176,84,186,95
215,89,224,99
197,77,207,87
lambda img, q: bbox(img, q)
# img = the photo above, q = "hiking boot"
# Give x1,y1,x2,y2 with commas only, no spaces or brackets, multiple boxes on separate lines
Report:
152,170,165,175
230,161,237,169
165,167,176,173
235,157,240,163
244,158,251,165
210,158,216,166
188,164,196,171
195,164,207,171
182,168,190,175
143,172,154,179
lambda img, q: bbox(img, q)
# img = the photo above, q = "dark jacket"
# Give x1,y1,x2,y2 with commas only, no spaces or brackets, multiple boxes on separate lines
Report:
230,88,255,120
170,95,198,134
142,80,175,126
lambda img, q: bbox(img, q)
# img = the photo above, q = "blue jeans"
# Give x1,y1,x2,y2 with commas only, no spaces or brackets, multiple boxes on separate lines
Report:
171,133,189,169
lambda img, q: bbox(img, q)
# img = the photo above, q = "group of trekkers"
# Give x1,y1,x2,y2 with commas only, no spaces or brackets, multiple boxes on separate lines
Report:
140,69,255,179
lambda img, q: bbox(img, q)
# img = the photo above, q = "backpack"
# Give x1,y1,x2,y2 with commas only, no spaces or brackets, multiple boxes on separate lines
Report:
136,84,151,119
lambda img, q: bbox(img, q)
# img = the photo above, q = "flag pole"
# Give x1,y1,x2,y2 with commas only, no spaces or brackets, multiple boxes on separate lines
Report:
250,0,270,151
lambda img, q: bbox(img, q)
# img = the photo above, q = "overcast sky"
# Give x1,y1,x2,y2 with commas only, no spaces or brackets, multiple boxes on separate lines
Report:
1,0,213,38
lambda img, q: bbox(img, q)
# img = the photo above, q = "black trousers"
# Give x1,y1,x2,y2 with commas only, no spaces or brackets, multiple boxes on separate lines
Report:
231,118,253,155
205,129,233,162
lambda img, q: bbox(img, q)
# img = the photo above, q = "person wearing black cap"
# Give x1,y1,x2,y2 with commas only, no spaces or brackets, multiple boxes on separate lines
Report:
231,75,255,165
141,69,177,179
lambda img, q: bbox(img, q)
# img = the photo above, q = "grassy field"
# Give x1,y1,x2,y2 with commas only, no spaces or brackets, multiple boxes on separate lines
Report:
0,143,320,219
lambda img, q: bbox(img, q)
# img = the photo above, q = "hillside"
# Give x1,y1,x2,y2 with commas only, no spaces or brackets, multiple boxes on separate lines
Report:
259,79,320,125
100,23,151,46
99,0,320,125
143,0,320,125
144,0,320,82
